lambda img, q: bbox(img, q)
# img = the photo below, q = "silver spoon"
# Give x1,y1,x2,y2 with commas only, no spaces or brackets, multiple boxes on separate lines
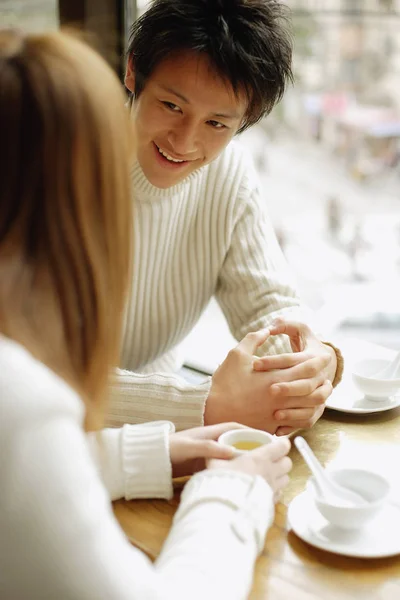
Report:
294,437,367,507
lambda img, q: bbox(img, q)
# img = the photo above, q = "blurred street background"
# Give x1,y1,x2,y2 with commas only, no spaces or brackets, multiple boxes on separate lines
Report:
3,0,400,367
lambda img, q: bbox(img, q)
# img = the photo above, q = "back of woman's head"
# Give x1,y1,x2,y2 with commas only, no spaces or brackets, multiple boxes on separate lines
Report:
0,29,132,429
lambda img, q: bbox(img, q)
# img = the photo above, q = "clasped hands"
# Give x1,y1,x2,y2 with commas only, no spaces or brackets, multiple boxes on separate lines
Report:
168,318,332,497
204,318,337,436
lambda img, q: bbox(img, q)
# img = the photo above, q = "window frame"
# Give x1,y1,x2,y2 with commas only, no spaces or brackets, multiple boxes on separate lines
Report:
58,0,137,78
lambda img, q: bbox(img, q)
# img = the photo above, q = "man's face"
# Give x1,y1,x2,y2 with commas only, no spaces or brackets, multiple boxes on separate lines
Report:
125,52,247,189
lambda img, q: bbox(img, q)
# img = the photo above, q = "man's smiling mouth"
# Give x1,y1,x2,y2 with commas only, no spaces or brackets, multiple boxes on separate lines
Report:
155,143,186,163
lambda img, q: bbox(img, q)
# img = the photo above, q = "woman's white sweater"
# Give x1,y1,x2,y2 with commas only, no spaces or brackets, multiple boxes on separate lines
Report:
0,335,274,600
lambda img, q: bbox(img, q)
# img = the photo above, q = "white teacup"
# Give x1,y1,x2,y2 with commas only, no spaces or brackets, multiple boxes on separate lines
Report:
218,428,273,455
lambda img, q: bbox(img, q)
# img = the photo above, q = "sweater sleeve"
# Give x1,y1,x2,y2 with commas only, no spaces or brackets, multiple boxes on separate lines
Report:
87,421,174,501
105,368,211,431
2,404,274,600
216,179,315,357
157,470,274,600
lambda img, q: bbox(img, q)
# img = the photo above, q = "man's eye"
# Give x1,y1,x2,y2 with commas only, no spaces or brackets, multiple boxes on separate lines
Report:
208,120,226,129
162,101,180,112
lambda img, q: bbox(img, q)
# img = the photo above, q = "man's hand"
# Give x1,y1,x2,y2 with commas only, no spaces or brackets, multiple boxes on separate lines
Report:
205,328,328,433
204,321,336,434
169,422,245,478
253,318,337,435
205,329,280,431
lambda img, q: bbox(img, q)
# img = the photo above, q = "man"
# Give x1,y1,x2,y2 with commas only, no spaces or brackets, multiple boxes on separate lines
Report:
108,0,343,435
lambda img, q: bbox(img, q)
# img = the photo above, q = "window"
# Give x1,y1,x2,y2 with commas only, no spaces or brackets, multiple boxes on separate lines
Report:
379,0,394,10
58,0,135,78
0,0,58,31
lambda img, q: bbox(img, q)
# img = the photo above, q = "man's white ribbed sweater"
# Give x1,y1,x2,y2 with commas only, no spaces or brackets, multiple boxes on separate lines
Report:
109,140,304,431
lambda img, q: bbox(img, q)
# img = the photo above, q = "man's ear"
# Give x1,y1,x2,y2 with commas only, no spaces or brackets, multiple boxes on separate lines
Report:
125,56,135,94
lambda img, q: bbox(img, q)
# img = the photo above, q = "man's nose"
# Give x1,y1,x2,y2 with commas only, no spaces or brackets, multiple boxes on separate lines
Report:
167,118,198,156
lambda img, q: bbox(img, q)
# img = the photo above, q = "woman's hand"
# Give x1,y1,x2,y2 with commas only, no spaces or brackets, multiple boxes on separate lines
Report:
208,437,292,502
169,423,246,478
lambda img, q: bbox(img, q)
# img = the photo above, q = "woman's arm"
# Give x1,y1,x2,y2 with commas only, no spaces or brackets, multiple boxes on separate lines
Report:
1,408,273,600
87,422,174,501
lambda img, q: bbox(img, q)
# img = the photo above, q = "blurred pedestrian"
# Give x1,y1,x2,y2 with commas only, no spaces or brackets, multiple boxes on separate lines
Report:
327,196,342,241
276,225,288,254
255,148,268,174
347,221,369,281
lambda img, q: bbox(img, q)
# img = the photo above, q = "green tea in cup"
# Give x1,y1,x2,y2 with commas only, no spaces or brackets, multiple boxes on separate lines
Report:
232,441,263,451
218,428,273,454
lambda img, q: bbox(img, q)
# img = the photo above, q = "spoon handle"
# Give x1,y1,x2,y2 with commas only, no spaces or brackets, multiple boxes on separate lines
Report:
294,437,327,488
293,436,348,503
376,351,400,379
294,436,366,505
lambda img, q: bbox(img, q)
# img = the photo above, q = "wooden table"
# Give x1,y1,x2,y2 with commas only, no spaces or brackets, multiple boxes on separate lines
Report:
114,340,400,599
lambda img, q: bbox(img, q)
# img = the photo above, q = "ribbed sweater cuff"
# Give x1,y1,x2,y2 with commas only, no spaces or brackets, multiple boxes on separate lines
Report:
322,341,345,388
176,470,274,554
107,370,212,431
121,422,174,500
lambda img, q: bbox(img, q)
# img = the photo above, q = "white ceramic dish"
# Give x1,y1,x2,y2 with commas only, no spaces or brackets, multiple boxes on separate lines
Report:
307,469,390,530
352,358,400,401
325,376,400,414
218,428,273,455
288,491,400,558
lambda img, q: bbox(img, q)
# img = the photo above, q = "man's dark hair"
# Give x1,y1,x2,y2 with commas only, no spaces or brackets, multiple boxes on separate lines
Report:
126,0,293,133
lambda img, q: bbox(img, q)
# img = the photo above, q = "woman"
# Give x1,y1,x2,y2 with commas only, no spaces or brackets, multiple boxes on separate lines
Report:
0,29,291,599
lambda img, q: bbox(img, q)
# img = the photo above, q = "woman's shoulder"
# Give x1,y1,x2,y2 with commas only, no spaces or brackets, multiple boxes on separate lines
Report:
0,336,84,427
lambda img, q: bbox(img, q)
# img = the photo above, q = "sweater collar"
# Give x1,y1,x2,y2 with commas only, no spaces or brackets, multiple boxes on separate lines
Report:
131,160,201,200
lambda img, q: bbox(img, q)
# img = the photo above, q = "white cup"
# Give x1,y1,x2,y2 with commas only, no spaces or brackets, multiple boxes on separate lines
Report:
218,428,274,455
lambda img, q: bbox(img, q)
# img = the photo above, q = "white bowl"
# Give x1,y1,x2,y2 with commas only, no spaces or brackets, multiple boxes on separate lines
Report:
307,468,390,530
352,358,400,401
218,428,273,455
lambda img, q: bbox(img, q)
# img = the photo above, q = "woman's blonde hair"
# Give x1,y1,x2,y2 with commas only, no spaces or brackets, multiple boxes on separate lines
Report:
0,29,132,430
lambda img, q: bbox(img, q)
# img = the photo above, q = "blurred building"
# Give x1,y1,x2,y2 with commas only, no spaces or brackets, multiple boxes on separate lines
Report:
290,0,399,98
287,0,400,176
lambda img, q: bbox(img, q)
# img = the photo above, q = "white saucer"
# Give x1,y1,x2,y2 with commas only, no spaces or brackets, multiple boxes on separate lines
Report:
288,491,400,558
325,377,400,414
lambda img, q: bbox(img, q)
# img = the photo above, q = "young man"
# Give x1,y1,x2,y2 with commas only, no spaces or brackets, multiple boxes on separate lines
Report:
108,0,343,435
